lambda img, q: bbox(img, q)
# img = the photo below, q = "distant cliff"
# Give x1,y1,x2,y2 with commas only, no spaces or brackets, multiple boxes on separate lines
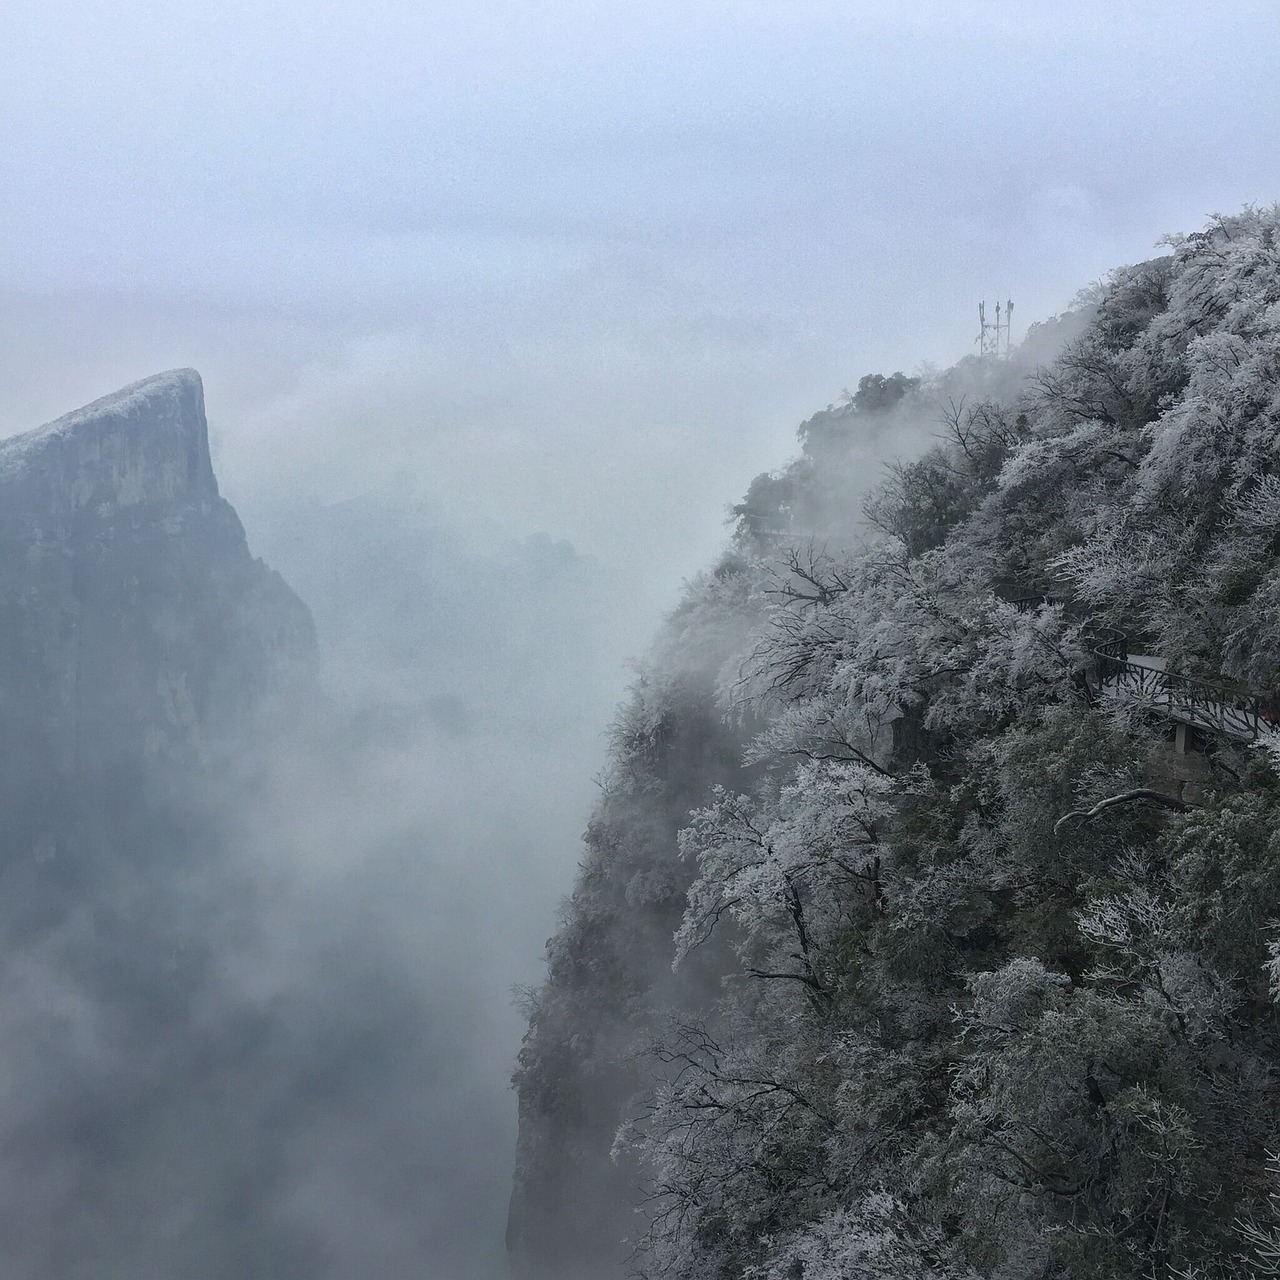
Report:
0,369,313,872
0,371,322,1277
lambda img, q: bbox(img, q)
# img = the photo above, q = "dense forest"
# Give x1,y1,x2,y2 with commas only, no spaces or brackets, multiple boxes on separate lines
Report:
510,206,1280,1279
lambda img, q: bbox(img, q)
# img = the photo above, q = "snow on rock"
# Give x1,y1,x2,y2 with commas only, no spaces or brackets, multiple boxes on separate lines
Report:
0,368,217,517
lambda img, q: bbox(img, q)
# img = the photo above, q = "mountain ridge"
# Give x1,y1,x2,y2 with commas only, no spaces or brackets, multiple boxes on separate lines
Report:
0,364,314,878
0,368,219,515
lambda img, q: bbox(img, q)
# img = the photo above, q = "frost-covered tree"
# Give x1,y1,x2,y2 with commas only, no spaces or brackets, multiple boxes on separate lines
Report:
512,206,1280,1280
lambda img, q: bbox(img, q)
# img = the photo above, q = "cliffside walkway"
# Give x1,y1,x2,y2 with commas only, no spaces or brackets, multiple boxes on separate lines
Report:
1001,585,1278,746
1085,627,1279,745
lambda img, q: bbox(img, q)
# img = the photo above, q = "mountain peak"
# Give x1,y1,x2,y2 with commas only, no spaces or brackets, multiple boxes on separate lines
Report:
0,368,217,513
38,367,203,429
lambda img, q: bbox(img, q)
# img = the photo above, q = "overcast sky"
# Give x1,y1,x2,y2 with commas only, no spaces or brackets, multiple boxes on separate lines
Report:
1,7,1278,1273
1,0,1277,599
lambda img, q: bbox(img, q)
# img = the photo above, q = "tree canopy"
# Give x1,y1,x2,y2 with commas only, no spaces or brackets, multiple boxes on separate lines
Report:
512,205,1280,1280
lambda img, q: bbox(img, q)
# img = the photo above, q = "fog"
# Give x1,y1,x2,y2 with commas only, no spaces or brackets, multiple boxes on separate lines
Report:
0,2,1278,1276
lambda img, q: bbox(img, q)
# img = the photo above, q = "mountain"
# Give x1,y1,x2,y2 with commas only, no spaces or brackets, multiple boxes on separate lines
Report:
510,206,1280,1280
0,368,312,845
0,370,323,1278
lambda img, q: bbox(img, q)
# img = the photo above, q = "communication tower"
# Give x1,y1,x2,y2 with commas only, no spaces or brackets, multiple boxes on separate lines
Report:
976,298,1015,358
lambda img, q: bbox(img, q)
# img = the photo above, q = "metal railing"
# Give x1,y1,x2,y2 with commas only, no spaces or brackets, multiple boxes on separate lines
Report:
994,582,1279,743
1081,625,1277,743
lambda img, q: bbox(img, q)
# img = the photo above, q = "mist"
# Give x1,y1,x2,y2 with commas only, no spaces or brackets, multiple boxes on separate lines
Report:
1,2,1279,1277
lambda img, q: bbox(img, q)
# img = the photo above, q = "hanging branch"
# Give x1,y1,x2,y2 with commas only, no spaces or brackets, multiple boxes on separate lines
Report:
1053,788,1193,835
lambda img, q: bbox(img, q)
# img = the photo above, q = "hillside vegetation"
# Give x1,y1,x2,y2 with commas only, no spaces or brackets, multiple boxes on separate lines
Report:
511,206,1280,1280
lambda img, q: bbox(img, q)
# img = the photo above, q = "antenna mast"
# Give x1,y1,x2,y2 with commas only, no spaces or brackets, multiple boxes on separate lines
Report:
976,297,1015,357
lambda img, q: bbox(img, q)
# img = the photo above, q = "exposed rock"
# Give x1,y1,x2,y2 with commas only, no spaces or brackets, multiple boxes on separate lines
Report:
0,371,323,1276
0,369,314,867
0,369,217,516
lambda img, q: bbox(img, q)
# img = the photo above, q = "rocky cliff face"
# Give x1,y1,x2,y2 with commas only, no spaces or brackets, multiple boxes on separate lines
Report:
508,576,760,1280
0,369,313,875
0,371,320,1277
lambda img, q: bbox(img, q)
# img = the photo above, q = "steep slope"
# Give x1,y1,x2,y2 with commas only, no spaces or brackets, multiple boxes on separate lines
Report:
512,206,1280,1280
0,369,312,848
508,312,1090,1280
508,568,760,1279
0,371,319,1278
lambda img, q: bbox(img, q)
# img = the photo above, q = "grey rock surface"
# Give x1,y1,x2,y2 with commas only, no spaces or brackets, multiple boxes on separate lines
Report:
0,371,322,1278
0,369,314,860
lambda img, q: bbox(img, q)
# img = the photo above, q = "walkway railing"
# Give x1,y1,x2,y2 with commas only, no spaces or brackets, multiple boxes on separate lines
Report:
1086,635,1277,742
999,584,1279,743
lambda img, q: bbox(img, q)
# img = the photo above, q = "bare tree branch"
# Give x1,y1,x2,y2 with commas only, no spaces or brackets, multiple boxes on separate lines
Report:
1053,788,1192,834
